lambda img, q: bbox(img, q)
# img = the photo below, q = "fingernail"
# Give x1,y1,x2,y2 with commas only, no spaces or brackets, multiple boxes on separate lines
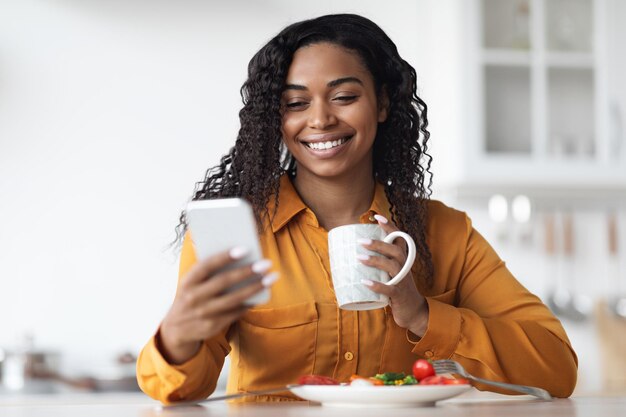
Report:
361,279,374,286
252,259,272,274
357,238,372,245
261,272,279,287
374,214,388,224
229,246,249,259
356,254,370,261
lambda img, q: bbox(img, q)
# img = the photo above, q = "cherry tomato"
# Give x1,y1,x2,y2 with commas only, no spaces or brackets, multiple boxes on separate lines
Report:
412,359,435,381
419,375,447,385
297,375,340,385
443,377,470,385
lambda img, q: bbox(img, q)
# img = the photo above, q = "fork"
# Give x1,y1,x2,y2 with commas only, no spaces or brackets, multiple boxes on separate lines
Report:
163,384,303,408
432,359,552,401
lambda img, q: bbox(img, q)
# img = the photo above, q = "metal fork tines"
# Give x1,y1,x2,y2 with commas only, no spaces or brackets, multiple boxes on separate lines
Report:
432,359,552,401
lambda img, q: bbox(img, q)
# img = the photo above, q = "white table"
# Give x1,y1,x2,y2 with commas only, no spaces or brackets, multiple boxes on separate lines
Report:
1,390,625,417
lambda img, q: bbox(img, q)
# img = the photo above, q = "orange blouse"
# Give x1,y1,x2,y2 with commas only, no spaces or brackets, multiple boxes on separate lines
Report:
136,175,577,404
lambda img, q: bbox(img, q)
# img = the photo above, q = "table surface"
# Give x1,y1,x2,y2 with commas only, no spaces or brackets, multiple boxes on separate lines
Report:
1,389,625,417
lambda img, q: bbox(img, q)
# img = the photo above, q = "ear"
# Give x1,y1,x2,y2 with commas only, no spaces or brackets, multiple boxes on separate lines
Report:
377,86,389,123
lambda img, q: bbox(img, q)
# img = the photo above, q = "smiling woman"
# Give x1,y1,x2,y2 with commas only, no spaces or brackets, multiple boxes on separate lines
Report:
281,43,386,183
135,13,578,405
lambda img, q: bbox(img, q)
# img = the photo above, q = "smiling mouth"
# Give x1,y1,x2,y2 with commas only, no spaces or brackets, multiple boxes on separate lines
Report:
304,136,353,150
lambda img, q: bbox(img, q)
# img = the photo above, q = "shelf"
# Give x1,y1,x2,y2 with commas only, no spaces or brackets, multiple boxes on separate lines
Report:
481,50,593,68
546,52,594,68
482,49,531,66
443,182,626,210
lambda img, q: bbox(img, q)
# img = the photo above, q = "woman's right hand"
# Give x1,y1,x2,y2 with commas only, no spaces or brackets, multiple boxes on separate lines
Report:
158,247,277,364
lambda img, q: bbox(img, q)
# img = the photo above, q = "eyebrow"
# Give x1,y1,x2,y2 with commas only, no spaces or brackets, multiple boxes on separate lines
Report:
283,76,364,91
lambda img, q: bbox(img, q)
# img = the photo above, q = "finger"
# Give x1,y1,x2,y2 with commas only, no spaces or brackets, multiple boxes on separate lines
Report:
358,238,405,261
360,278,398,297
374,215,409,251
198,273,278,317
357,253,402,277
374,214,398,233
194,259,273,300
204,305,250,335
183,246,251,287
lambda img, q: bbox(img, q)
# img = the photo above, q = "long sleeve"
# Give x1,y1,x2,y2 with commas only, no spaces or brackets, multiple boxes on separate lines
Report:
136,233,231,404
410,207,577,397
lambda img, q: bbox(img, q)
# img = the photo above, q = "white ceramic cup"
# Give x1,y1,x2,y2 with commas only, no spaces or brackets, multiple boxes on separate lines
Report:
328,224,416,310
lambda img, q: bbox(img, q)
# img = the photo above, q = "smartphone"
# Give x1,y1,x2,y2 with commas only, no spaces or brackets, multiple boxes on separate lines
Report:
185,198,269,306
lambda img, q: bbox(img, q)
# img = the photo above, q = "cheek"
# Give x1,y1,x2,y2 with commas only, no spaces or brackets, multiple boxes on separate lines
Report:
346,106,379,136
281,115,301,141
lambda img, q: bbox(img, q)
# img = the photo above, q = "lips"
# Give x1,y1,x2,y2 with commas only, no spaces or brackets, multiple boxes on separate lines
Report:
305,136,352,150
299,132,355,152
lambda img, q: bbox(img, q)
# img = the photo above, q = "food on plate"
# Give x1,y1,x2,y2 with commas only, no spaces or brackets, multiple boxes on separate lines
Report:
442,377,470,385
349,378,376,387
374,372,418,386
350,373,415,386
297,375,340,385
297,359,470,387
412,359,435,380
419,375,470,385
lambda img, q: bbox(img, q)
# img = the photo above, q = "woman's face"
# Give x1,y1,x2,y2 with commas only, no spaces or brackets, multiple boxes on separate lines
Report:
281,42,387,181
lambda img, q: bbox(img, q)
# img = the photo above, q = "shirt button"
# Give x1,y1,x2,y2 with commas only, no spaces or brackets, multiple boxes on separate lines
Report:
424,350,434,358
344,351,354,361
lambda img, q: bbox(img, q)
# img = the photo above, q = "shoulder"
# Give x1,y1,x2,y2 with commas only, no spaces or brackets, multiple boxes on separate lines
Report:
425,199,470,235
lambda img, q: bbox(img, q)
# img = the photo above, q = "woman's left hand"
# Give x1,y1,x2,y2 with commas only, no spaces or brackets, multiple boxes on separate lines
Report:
358,215,429,337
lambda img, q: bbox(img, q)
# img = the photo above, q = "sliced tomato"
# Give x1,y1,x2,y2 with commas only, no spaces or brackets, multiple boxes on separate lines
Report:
412,359,435,381
297,375,340,385
368,377,385,386
443,377,470,385
418,375,448,385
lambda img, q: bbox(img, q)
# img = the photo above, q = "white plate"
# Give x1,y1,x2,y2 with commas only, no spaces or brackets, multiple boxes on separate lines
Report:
288,384,471,408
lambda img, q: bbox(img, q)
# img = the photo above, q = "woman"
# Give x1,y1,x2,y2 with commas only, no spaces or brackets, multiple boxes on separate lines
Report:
136,14,577,404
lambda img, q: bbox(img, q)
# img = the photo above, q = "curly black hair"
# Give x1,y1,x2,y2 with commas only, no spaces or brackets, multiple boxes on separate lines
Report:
177,14,435,287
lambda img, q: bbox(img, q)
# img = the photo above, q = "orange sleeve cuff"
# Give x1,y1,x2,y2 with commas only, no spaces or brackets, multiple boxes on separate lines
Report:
407,296,462,360
137,333,213,403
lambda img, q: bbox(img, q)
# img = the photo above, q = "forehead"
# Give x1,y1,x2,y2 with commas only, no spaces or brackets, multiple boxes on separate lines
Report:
285,43,373,85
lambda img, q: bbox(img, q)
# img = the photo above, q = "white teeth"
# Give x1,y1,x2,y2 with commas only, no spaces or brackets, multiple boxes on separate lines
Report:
306,137,350,150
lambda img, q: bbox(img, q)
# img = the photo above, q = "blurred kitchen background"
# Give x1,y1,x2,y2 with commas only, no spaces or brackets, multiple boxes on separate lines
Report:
1,0,625,397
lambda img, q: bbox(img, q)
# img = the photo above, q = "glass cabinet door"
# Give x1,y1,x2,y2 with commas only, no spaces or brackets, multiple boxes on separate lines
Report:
545,0,593,52
479,0,596,161
485,66,532,153
483,0,531,50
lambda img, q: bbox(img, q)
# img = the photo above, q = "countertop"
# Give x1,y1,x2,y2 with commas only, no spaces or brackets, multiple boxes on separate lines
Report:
1,389,626,417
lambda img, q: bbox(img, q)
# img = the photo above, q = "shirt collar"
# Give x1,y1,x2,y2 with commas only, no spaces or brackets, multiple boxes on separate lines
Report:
268,174,393,233
267,175,308,233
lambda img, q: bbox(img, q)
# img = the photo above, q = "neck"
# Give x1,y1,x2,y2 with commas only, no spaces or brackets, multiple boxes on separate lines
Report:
293,170,376,231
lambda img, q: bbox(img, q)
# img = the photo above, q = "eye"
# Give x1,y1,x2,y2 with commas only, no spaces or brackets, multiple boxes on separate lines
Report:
283,99,309,111
333,95,358,103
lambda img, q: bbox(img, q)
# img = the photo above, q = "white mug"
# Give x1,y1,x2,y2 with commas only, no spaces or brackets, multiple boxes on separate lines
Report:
328,224,416,310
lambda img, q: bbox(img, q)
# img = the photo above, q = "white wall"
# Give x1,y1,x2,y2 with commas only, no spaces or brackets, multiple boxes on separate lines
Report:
0,0,463,377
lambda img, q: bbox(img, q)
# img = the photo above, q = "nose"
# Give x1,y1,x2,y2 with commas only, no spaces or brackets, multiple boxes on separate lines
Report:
308,101,337,129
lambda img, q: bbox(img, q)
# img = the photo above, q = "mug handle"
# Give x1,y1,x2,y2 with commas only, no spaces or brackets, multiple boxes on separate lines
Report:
382,231,416,286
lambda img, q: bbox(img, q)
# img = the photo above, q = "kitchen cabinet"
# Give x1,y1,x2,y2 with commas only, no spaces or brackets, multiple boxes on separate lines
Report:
453,0,626,203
